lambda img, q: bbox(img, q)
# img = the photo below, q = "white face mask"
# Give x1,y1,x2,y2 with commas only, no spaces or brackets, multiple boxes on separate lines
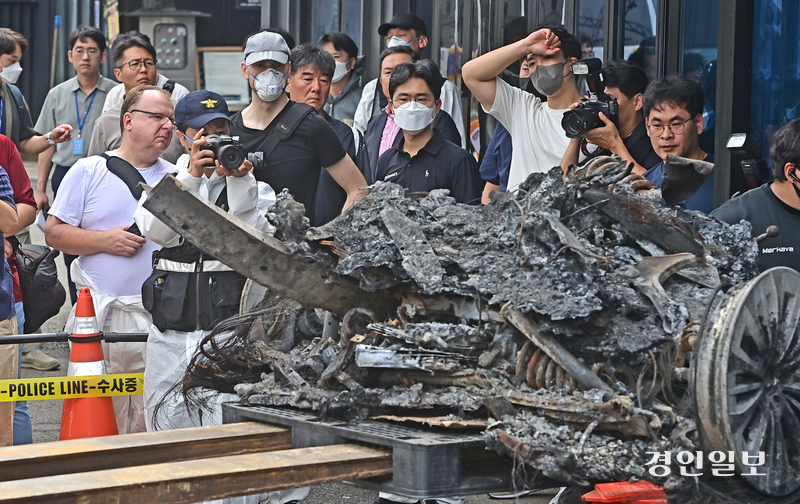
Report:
1,62,22,84
331,61,349,83
387,36,419,48
251,68,286,102
393,101,435,135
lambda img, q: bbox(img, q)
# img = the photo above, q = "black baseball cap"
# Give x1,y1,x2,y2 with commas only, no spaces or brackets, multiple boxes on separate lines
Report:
175,90,231,129
378,13,427,37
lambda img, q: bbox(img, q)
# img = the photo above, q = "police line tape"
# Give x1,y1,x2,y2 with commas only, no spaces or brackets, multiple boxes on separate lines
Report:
0,373,144,402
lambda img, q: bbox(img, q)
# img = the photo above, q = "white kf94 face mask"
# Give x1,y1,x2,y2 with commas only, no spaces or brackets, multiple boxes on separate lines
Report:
332,61,348,83
388,36,420,48
393,101,435,135
251,68,286,102
1,62,22,84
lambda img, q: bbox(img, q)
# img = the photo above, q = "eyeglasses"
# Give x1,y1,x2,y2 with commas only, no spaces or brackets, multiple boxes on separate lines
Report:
130,109,176,128
393,96,434,107
117,58,156,71
72,47,101,58
647,117,694,137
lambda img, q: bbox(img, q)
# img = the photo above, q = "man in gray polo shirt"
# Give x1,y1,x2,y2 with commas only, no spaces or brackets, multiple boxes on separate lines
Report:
35,26,115,213
87,32,183,163
34,26,116,309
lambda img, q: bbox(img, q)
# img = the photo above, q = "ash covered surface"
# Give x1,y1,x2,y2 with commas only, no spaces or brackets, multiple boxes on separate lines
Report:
303,164,757,355
180,161,764,501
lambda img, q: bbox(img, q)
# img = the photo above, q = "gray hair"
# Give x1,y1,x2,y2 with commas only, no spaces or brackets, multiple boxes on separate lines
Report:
289,42,335,79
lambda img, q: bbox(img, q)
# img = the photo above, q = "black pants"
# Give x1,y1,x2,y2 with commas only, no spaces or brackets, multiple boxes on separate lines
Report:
53,165,78,305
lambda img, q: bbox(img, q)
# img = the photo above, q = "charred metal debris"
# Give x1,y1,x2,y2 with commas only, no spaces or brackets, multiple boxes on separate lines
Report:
180,160,762,499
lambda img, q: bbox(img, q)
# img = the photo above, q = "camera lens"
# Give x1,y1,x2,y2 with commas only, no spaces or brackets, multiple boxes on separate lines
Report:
561,105,606,139
562,110,590,138
216,144,245,170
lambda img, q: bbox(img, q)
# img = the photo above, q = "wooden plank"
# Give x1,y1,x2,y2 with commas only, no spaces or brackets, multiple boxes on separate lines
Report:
0,422,291,482
0,444,393,504
142,175,397,318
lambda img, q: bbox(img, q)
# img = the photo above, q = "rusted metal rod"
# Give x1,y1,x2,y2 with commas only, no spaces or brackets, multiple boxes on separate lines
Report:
500,303,613,395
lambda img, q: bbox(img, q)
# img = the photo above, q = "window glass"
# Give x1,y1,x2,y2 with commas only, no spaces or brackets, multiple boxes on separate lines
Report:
312,0,339,44
577,0,603,61
750,0,800,168
436,0,464,82
682,0,718,156
537,0,564,25
343,0,362,53
622,0,658,81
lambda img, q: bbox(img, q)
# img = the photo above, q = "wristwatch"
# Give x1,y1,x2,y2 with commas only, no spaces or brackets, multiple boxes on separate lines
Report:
45,132,57,147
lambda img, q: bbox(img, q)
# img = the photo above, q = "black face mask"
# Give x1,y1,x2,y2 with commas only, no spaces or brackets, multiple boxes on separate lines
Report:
519,76,530,90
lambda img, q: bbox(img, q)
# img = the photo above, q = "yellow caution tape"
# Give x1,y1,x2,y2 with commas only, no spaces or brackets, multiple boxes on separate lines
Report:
0,373,144,402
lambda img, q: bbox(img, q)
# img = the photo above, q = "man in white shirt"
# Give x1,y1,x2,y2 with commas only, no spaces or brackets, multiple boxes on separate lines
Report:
45,86,176,434
463,24,585,192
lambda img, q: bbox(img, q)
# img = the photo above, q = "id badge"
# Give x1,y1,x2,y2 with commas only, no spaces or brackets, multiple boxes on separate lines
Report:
72,138,84,155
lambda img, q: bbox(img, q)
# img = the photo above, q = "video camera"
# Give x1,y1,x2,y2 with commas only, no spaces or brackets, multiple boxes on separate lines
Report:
201,134,265,171
561,58,619,138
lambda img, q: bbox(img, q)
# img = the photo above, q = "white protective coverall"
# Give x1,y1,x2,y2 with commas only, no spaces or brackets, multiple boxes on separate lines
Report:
134,161,308,504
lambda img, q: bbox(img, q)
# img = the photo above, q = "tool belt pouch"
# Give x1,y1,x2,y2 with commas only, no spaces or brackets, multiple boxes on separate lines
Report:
142,268,245,332
142,269,193,332
196,271,246,331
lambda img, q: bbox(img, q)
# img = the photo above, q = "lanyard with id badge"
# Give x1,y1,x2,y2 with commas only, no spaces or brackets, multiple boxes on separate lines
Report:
73,89,97,155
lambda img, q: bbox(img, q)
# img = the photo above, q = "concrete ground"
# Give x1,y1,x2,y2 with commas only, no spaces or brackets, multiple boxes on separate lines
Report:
20,160,557,504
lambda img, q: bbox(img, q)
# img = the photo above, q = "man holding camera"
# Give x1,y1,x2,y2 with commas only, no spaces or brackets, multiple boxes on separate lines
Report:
134,89,274,435
45,86,176,434
463,24,585,192
232,31,367,220
560,60,661,175
712,119,800,272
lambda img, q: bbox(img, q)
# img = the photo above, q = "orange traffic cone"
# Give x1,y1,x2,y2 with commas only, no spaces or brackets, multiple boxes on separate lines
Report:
59,287,119,440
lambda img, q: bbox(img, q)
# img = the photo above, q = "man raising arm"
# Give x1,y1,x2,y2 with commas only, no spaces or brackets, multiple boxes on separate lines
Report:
462,25,584,191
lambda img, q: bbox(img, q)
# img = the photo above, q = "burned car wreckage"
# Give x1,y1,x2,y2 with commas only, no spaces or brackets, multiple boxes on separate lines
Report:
142,157,800,503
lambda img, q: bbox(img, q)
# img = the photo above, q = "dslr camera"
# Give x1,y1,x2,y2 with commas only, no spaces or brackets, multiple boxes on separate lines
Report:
201,134,265,171
561,58,619,139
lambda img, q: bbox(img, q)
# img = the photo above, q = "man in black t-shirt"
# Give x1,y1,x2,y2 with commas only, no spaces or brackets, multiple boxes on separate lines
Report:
230,31,367,220
713,119,800,272
561,60,660,175
375,60,481,204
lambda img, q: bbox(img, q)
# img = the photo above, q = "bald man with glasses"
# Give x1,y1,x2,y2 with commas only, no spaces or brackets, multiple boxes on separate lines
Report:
87,33,185,163
46,86,177,434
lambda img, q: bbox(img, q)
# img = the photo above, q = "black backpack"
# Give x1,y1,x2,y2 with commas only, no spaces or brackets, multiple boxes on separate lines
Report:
9,236,67,333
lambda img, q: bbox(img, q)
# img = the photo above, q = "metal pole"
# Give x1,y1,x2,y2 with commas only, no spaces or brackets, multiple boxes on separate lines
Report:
1,332,148,345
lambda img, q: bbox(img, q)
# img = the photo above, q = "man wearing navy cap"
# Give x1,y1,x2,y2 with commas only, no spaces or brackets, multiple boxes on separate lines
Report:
230,30,367,221
134,90,274,443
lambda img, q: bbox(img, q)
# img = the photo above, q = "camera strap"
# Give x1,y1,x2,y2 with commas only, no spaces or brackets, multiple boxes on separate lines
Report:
100,153,147,201
260,102,316,160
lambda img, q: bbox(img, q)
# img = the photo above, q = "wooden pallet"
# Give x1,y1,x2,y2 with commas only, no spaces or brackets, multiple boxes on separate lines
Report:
0,422,392,503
